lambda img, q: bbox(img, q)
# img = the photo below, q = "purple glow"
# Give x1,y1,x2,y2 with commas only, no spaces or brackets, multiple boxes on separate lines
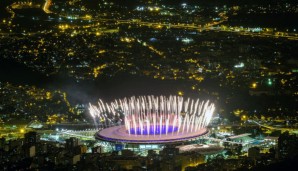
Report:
129,125,178,135
95,126,209,144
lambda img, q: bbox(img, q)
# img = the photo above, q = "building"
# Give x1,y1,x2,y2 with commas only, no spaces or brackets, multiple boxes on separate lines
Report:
248,147,260,160
24,131,40,145
65,137,79,150
277,131,298,159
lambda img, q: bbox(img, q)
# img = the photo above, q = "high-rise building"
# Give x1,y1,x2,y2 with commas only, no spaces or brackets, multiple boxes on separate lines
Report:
277,131,298,159
24,131,40,145
65,137,79,150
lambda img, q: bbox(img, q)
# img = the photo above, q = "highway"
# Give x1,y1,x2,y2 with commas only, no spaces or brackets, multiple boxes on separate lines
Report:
248,119,298,134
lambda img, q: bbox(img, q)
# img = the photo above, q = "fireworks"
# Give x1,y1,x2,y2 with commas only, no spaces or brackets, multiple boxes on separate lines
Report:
89,95,215,137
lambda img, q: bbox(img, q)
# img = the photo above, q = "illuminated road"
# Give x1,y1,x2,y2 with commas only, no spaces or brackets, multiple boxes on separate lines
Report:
81,15,298,40
248,119,298,133
58,129,97,140
206,137,243,144
93,14,226,30
2,7,297,41
43,0,52,14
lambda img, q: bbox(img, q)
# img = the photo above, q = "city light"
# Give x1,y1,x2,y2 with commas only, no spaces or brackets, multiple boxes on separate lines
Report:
267,78,273,86
20,128,25,133
252,83,257,88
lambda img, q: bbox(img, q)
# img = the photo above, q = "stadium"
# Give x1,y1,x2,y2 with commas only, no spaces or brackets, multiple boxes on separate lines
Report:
89,95,215,148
